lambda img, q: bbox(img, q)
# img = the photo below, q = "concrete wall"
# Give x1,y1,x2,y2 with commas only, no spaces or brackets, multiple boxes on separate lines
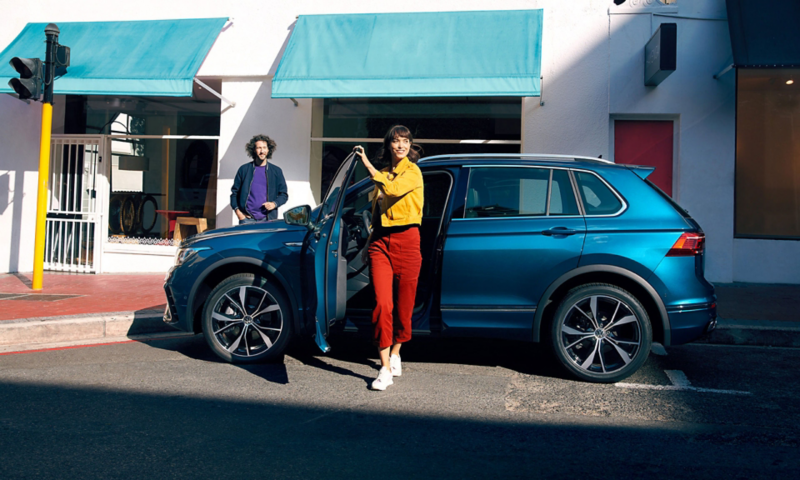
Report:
606,0,739,283
0,95,43,273
216,79,316,228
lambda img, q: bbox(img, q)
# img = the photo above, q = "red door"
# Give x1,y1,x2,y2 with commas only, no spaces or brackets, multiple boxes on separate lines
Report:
614,120,674,196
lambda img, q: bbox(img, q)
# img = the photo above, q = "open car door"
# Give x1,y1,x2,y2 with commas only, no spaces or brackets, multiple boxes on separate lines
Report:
308,151,359,353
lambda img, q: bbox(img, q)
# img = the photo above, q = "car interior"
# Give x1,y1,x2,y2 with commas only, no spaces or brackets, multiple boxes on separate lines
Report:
338,171,454,326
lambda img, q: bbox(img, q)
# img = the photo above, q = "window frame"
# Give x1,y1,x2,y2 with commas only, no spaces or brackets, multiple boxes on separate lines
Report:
733,67,800,241
571,168,628,218
454,165,628,220
457,165,583,220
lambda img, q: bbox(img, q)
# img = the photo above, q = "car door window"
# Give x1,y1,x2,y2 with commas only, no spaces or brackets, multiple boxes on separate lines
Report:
465,167,550,218
549,169,580,215
573,170,623,215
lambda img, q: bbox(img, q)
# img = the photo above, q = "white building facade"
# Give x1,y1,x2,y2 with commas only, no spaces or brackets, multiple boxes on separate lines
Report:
1,0,798,284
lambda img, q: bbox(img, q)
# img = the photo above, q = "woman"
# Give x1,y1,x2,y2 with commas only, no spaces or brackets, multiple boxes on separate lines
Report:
355,125,424,391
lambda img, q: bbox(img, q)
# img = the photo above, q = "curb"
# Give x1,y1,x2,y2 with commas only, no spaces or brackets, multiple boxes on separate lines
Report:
0,311,176,349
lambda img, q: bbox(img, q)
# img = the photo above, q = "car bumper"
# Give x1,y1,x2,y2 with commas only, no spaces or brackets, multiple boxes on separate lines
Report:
666,300,717,345
163,266,189,331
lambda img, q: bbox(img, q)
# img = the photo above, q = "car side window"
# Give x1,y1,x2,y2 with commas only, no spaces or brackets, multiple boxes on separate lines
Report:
550,169,580,215
573,170,623,215
423,172,452,219
465,167,550,218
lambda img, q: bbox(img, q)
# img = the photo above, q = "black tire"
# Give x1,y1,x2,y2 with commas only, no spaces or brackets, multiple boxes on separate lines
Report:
550,283,652,383
202,273,293,364
138,195,158,234
108,195,124,234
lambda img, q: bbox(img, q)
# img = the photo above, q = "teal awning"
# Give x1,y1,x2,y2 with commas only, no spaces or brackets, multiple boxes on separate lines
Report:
0,18,226,97
272,10,543,98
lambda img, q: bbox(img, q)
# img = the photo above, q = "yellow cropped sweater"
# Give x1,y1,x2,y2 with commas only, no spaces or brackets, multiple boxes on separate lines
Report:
371,157,424,227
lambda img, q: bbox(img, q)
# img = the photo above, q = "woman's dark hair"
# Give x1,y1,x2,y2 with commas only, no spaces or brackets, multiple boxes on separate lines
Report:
377,125,422,164
245,134,277,160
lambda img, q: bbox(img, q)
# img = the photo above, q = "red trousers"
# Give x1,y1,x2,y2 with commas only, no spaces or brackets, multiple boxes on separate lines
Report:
368,226,422,349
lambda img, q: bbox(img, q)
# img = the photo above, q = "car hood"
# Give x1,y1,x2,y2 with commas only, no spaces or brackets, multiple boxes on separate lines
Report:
180,220,309,247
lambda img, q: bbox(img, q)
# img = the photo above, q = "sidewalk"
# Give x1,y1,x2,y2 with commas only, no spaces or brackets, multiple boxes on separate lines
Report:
706,282,800,348
1,272,798,352
0,272,175,353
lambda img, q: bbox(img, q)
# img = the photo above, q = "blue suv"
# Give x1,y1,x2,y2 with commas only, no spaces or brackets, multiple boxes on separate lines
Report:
163,153,716,383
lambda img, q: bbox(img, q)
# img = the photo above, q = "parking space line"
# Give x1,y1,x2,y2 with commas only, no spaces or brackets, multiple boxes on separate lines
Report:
616,369,752,396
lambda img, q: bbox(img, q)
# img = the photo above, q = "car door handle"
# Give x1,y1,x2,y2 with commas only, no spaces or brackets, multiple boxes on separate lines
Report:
542,227,578,236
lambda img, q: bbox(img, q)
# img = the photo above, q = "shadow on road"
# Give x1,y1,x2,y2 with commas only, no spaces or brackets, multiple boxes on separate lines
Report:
0,375,796,479
145,331,571,387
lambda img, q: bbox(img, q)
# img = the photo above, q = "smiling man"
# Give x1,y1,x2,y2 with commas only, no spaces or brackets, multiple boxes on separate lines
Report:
231,134,289,224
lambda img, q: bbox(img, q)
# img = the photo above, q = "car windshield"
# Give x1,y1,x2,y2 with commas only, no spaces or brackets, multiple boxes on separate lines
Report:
317,155,355,222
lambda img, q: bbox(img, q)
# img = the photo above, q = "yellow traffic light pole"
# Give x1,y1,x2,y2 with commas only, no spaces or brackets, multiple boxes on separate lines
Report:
31,101,53,290
31,24,60,290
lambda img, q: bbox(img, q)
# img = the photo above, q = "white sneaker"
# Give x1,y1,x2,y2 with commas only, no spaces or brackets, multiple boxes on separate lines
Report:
390,354,402,377
371,367,394,391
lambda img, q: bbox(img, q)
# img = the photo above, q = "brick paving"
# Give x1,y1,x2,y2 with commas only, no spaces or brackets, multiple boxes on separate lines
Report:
0,272,165,321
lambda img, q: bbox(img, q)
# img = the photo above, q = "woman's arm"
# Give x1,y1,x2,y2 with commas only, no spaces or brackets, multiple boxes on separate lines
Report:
354,146,421,198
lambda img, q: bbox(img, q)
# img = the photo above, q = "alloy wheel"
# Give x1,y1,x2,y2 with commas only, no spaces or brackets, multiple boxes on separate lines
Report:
210,285,283,358
558,294,643,376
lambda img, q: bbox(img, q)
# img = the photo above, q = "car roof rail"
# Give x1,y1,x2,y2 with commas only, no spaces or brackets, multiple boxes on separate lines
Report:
418,153,614,165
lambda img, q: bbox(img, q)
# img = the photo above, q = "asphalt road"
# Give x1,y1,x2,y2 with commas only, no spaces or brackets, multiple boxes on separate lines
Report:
0,335,798,479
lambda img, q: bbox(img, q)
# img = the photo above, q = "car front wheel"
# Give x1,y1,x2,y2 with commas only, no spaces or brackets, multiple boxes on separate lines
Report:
550,283,652,383
202,273,292,363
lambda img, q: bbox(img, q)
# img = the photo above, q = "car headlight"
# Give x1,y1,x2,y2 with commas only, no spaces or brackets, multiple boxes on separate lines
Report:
174,246,211,266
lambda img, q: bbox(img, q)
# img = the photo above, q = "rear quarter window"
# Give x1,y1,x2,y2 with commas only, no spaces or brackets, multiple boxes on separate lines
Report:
573,171,623,215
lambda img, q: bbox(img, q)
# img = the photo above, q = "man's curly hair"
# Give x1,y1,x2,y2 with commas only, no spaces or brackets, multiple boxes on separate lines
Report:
245,134,277,160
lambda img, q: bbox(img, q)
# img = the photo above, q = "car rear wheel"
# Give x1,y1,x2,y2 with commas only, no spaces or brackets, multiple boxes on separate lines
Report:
550,283,652,383
202,273,292,364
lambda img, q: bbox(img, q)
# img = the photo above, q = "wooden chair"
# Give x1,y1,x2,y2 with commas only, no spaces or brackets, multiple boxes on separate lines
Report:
173,217,208,242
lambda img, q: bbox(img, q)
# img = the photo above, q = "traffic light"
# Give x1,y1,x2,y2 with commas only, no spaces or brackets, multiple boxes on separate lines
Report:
8,57,43,101
55,44,70,77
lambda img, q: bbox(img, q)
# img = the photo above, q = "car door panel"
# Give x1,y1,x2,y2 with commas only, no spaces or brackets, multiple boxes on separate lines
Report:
439,166,586,340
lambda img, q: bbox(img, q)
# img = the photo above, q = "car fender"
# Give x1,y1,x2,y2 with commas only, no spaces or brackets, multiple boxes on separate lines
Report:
532,264,671,346
187,255,301,333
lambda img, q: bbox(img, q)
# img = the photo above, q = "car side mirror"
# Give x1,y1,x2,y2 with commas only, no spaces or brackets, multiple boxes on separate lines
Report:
284,205,312,227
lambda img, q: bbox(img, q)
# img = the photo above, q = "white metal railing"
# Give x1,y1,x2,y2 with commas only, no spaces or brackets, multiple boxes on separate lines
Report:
44,217,96,272
46,136,104,273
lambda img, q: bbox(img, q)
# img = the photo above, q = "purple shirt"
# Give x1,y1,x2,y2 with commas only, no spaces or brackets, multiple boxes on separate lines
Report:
245,165,269,220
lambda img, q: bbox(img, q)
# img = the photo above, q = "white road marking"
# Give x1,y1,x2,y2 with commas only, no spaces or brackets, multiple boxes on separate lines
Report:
665,369,691,387
616,369,752,395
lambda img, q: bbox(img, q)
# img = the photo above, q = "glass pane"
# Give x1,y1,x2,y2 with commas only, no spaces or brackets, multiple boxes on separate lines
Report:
318,153,354,222
108,138,218,246
466,167,550,218
423,172,452,219
735,68,800,238
323,97,521,141
319,141,519,200
574,171,622,215
550,169,579,215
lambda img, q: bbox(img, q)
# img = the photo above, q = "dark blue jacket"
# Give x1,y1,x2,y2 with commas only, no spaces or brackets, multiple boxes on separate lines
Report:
230,160,288,220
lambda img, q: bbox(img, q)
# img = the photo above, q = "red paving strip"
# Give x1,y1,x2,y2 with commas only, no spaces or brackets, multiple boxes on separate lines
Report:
0,273,167,321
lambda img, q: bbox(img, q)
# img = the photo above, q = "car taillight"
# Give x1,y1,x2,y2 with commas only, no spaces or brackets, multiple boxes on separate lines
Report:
667,232,705,257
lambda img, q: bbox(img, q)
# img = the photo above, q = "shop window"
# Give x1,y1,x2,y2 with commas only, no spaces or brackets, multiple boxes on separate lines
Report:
65,91,220,246
312,97,521,202
735,68,800,239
